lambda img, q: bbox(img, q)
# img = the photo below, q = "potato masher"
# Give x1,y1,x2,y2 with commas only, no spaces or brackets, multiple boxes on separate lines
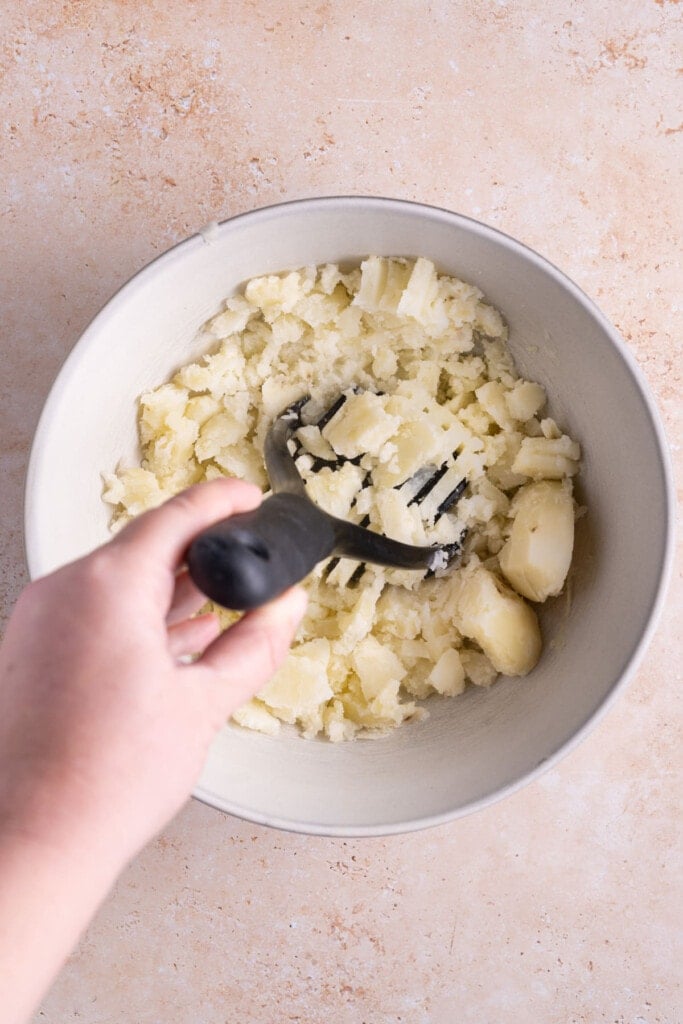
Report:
187,393,466,610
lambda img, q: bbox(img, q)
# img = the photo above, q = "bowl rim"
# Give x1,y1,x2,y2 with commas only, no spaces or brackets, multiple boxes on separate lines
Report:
24,195,677,837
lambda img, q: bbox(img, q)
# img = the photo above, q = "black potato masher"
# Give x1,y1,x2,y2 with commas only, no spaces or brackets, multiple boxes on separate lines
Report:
186,394,465,610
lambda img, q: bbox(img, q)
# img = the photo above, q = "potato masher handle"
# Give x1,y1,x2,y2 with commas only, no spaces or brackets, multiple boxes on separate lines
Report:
186,492,336,611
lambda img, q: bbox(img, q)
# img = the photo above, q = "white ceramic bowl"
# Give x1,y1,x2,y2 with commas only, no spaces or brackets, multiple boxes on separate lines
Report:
25,197,674,836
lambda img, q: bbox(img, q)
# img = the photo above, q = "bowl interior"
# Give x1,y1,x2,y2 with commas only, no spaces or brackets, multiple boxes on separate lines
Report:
25,198,672,835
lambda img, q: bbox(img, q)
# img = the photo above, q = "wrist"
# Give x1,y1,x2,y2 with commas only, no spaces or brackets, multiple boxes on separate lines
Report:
0,812,125,1024
0,775,134,886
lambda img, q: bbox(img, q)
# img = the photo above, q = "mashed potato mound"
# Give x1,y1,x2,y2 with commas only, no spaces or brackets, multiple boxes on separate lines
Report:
103,257,581,740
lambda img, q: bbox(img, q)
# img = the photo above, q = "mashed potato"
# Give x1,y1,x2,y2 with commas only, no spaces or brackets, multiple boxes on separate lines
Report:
103,257,581,740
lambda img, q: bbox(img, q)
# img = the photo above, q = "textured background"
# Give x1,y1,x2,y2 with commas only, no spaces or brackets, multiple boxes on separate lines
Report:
1,2,681,1022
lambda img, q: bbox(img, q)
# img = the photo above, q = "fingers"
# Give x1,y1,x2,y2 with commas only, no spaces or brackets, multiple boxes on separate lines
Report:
192,587,308,721
167,614,221,659
111,478,262,573
167,570,207,626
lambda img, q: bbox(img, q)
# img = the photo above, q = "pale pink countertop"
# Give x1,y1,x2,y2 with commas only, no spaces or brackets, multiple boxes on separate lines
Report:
1,3,681,1022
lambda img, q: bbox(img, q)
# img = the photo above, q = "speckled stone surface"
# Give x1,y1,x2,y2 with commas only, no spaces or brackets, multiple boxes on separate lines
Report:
1,2,681,1022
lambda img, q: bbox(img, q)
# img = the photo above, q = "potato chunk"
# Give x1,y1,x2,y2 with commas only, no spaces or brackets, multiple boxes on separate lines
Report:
323,391,400,459
455,567,541,676
259,638,333,722
512,435,580,479
499,481,575,602
427,648,466,696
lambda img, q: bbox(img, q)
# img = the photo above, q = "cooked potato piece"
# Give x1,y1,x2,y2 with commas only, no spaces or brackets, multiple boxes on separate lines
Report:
504,380,546,421
512,435,580,479
352,634,406,702
372,419,445,487
460,648,498,688
323,391,400,459
455,567,542,676
353,255,389,312
427,648,466,696
499,481,575,602
232,699,280,736
259,638,333,721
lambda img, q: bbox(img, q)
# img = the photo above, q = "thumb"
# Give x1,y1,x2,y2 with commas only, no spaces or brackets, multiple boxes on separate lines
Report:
192,587,308,722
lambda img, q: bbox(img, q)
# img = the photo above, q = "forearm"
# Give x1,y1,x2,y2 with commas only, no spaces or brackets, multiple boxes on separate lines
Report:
0,481,305,1023
0,822,124,1024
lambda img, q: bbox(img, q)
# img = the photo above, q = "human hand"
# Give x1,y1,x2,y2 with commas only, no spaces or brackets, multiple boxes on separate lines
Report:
0,478,307,867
